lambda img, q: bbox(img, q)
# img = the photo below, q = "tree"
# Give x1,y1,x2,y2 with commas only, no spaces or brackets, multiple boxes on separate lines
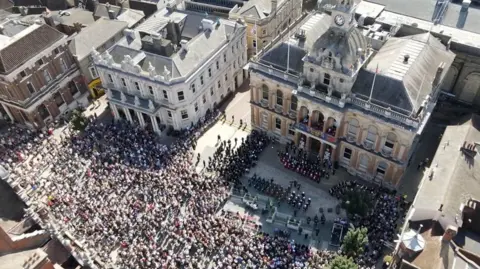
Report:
342,226,369,258
329,255,358,269
342,189,373,217
70,109,88,131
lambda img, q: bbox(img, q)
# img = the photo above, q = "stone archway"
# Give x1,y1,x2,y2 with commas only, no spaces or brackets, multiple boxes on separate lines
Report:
442,66,458,92
459,72,480,103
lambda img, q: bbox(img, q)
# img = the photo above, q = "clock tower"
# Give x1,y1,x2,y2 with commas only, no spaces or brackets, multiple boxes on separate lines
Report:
331,0,357,31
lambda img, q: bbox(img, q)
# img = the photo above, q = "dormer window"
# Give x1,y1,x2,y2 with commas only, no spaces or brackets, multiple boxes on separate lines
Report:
323,73,331,85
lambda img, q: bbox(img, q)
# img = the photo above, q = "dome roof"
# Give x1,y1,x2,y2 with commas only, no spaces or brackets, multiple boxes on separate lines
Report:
310,27,368,69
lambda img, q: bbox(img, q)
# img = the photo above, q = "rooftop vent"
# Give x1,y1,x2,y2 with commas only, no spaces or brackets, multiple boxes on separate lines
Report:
403,54,410,63
108,9,115,20
180,39,188,52
201,19,215,32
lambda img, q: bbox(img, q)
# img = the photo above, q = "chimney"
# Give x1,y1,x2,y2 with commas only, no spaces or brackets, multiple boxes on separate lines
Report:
271,0,277,15
180,39,188,52
403,54,410,63
166,20,180,45
432,62,446,87
43,12,55,27
19,6,29,16
201,19,214,32
442,225,458,241
461,0,471,12
108,9,116,20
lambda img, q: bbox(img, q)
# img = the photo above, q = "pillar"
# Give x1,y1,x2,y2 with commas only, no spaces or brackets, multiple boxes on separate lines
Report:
306,136,312,151
111,104,120,120
331,146,338,161
136,111,145,128
124,107,133,123
151,115,160,134
294,132,300,145
1,103,14,122
319,143,326,157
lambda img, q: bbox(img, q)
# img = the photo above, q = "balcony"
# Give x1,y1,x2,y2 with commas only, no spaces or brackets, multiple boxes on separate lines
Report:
274,104,283,114
363,140,375,150
260,99,269,108
381,147,393,157
346,133,356,143
294,123,337,144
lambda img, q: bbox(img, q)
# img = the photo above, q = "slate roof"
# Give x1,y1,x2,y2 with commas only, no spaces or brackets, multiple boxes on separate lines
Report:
0,24,65,74
69,18,128,61
94,3,145,28
108,8,245,79
259,42,306,75
352,33,455,115
236,0,287,19
412,114,480,229
364,0,480,35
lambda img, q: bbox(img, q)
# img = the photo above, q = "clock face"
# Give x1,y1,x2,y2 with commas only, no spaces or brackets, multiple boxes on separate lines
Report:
335,15,345,26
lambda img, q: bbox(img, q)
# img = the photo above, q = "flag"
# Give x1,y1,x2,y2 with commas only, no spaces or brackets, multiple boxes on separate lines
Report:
375,63,379,73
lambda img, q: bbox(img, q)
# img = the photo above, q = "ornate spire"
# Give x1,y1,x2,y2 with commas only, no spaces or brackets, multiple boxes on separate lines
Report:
163,66,171,80
148,62,156,77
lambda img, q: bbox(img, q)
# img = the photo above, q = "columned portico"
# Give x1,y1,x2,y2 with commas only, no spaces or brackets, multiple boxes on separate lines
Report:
124,107,133,122
151,115,160,134
111,104,120,120
136,111,146,128
1,103,14,122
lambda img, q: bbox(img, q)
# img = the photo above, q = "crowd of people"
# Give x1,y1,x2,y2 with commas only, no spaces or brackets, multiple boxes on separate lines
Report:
330,181,404,267
0,111,348,268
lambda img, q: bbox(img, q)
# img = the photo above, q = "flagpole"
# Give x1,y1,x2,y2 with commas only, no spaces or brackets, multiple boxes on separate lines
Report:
411,74,426,116
368,64,379,102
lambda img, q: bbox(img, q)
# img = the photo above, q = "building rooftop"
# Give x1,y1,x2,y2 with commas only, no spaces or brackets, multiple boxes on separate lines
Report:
47,8,96,27
364,0,480,35
69,18,128,61
102,8,245,80
352,33,455,114
94,3,145,28
0,249,42,269
412,114,480,230
0,180,26,232
234,0,288,20
0,23,65,74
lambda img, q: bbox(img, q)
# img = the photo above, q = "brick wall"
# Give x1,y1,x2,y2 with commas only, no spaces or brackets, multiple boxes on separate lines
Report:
0,227,50,254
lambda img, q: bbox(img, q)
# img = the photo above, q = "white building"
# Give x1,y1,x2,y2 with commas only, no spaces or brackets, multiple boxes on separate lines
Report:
92,7,247,133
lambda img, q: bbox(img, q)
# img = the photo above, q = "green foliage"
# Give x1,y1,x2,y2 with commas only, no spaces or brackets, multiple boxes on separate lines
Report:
70,109,88,131
342,227,369,258
329,255,358,269
383,255,393,263
341,189,373,217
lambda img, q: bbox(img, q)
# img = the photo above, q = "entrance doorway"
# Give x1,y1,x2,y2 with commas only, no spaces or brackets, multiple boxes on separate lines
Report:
118,108,126,119
129,109,138,123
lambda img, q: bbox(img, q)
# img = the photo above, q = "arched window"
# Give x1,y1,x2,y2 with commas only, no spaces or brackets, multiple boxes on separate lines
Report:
276,90,283,106
358,154,369,173
364,126,377,149
262,84,269,100
323,73,331,85
347,119,359,141
376,161,388,178
383,132,397,156
290,95,298,111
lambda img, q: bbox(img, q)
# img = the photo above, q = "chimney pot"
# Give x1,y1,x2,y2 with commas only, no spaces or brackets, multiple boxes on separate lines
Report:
108,9,115,20
403,54,410,63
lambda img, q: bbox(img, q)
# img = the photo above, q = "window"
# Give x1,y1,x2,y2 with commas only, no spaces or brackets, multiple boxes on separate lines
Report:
276,90,283,106
364,126,377,149
36,59,44,66
134,82,140,91
191,83,196,93
121,78,127,87
216,61,219,70
20,71,27,78
202,94,206,104
167,111,172,118
178,91,185,101
53,92,65,107
223,53,227,63
181,110,188,119
347,119,359,141
163,90,168,99
60,59,68,73
290,95,297,111
253,40,257,48
262,84,269,100
89,66,98,78
262,29,267,35
275,118,281,130
194,102,198,112
200,75,204,85
358,154,369,173
108,74,114,83
38,104,50,120
54,48,60,54
26,82,35,94
43,70,52,83
383,132,396,156
69,81,79,96
310,68,314,72
225,74,228,81
343,148,352,159
217,81,221,89
148,86,154,95
210,87,214,96
376,161,388,177
208,68,212,77
323,73,331,85
288,123,295,136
